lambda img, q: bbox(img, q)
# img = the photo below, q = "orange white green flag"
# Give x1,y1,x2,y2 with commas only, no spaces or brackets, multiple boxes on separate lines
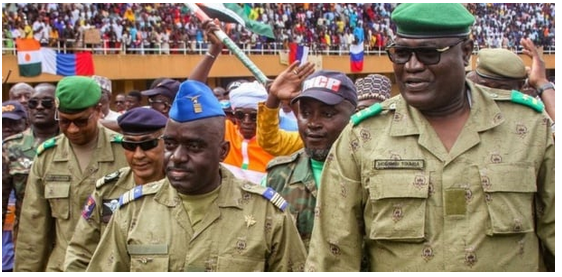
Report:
16,38,42,77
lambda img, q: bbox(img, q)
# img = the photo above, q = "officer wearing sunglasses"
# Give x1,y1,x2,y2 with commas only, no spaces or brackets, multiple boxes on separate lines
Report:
15,76,129,272
86,80,306,272
65,108,167,271
3,83,60,246
307,3,554,272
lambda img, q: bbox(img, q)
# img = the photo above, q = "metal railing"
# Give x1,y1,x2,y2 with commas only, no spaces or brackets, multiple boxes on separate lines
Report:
2,38,555,56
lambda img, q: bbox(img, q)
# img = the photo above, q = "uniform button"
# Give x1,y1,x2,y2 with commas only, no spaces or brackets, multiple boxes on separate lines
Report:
490,93,498,98
329,243,341,255
422,245,434,261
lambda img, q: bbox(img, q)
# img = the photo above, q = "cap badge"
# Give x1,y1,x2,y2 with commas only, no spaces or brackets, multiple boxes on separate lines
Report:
187,95,202,113
2,105,15,112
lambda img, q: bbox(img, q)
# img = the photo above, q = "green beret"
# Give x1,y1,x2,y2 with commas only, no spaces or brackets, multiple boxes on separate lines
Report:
391,3,475,38
55,76,101,114
476,48,527,80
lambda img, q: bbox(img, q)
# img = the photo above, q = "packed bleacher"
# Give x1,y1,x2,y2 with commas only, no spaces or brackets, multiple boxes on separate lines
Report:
2,3,556,55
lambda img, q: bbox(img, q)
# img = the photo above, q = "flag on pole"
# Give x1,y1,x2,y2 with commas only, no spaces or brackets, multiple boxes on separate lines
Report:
350,43,364,72
41,48,95,76
16,38,42,77
288,43,309,64
195,3,275,39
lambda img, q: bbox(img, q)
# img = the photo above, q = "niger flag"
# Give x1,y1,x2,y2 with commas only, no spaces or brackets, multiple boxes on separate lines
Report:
16,38,42,77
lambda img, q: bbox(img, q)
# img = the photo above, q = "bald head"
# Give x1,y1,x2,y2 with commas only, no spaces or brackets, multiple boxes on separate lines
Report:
34,83,56,95
9,82,34,108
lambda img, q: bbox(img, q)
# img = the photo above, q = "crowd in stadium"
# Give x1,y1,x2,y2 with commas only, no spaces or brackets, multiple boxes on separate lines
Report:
2,3,556,54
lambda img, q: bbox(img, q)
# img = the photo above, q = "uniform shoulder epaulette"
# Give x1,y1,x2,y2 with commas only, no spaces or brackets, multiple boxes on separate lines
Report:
265,151,300,170
95,168,125,188
351,98,401,127
2,133,23,144
488,90,544,113
36,137,57,156
118,181,162,208
241,183,288,211
110,134,123,143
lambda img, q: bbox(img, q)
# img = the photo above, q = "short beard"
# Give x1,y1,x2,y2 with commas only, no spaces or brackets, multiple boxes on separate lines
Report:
305,148,330,161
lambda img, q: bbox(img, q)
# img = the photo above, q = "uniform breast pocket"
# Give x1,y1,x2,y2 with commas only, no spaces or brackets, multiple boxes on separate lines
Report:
480,163,537,235
128,244,169,272
44,182,70,219
367,171,429,242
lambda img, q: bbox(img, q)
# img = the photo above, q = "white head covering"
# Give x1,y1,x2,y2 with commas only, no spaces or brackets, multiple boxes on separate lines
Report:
229,81,267,110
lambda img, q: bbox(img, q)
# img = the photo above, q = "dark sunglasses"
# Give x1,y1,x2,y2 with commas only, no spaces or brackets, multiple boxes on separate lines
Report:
28,98,54,109
386,39,465,65
114,100,125,104
233,111,257,122
58,113,94,128
121,138,160,151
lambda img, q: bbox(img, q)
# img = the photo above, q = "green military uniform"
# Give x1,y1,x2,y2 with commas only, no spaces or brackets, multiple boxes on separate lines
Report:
65,167,141,271
306,83,555,271
86,166,307,272
14,126,128,272
265,149,317,250
2,128,42,236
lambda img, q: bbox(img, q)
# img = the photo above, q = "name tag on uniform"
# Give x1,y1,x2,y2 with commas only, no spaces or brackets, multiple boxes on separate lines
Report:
374,160,425,170
45,174,72,182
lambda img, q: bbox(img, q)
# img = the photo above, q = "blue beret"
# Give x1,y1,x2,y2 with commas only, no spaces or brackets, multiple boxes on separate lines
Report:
391,3,475,38
169,80,225,123
117,108,168,135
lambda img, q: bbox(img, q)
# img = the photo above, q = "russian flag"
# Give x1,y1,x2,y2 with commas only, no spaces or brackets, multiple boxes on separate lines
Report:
288,43,309,64
41,48,95,76
350,43,364,72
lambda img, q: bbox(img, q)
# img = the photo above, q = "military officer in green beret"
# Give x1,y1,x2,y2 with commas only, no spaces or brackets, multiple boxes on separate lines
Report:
64,108,168,271
15,76,129,272
86,80,306,272
2,83,60,244
306,3,554,271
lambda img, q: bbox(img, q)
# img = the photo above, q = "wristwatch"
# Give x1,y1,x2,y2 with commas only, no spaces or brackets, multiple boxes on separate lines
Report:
537,82,555,97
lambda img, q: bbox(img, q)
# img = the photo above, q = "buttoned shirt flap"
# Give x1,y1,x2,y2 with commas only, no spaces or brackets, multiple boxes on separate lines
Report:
479,163,537,235
367,169,429,241
44,180,71,219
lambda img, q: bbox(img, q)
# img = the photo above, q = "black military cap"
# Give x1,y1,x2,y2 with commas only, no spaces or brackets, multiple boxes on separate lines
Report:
117,107,168,135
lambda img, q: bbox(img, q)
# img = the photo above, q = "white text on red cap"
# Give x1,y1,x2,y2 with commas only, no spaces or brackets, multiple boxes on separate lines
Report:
303,76,341,93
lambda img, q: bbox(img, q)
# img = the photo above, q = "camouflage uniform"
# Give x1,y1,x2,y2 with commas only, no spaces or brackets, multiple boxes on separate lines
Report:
14,126,129,272
2,128,53,240
86,167,307,272
306,83,555,271
65,167,140,271
265,149,317,250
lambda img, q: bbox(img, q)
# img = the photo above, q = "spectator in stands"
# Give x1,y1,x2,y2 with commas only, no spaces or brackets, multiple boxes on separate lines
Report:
125,90,143,111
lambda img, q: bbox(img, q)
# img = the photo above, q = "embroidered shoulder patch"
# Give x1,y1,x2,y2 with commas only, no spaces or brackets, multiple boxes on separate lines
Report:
81,195,97,220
